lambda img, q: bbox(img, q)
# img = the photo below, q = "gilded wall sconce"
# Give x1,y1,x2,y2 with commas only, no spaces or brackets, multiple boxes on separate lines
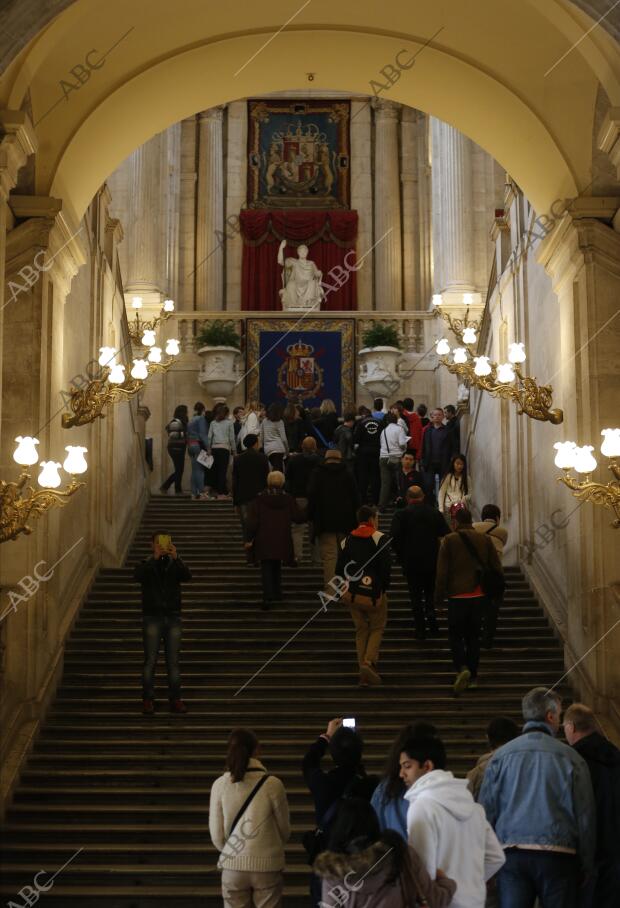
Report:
435,337,563,425
127,295,175,346
554,430,620,528
1,438,88,543
432,293,481,346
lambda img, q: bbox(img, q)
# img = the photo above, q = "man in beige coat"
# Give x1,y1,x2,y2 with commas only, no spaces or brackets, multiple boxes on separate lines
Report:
473,504,508,649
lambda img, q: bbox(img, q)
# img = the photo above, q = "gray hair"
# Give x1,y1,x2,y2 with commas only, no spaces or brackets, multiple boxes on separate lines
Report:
522,687,561,722
267,470,285,488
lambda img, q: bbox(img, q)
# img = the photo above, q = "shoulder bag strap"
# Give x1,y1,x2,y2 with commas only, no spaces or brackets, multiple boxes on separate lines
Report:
381,428,393,456
457,530,488,569
226,773,270,841
312,424,329,448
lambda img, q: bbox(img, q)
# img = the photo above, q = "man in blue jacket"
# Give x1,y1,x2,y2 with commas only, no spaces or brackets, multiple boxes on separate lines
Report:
478,686,596,908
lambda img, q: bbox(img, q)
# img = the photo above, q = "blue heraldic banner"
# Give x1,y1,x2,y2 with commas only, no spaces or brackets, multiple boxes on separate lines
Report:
246,319,355,413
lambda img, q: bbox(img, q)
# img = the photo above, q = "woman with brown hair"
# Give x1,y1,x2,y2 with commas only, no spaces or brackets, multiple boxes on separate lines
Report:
209,728,290,907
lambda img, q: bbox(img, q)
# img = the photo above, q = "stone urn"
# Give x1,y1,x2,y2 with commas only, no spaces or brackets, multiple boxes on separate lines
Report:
358,346,403,399
197,345,241,400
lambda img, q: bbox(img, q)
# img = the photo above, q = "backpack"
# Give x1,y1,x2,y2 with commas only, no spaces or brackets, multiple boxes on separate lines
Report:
339,532,385,612
166,418,186,447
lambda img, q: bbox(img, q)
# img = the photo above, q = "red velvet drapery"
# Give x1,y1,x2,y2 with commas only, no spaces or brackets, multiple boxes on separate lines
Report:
240,210,358,311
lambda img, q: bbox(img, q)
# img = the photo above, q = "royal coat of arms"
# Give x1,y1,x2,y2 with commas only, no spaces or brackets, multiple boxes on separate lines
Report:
277,339,324,401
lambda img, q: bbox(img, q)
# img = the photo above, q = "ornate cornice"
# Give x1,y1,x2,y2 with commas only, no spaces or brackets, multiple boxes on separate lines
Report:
0,111,37,200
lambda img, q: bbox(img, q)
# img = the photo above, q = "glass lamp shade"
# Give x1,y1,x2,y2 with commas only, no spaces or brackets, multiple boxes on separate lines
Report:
474,356,492,377
453,348,468,365
554,440,577,470
462,327,477,345
148,346,162,364
38,461,62,488
141,329,156,347
98,346,117,367
163,298,175,312
63,446,88,475
508,342,527,364
436,338,451,356
165,338,180,356
432,294,443,307
131,359,149,380
463,293,474,306
496,362,516,383
131,296,143,309
601,428,620,458
108,363,126,384
14,436,40,466
573,445,597,475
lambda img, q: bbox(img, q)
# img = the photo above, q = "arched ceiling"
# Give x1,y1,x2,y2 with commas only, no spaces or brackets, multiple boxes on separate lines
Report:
1,0,619,227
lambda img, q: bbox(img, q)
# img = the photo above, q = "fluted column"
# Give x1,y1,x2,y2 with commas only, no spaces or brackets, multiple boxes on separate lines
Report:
350,99,373,309
401,107,418,310
432,119,475,298
416,114,432,306
124,135,165,301
225,101,247,310
178,116,198,310
373,99,402,311
196,106,224,311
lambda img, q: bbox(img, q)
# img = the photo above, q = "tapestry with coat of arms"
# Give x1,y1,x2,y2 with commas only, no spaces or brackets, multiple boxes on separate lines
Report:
246,319,355,413
247,99,350,209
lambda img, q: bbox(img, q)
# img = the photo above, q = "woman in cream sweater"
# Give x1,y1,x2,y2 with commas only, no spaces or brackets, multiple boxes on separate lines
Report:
209,728,290,907
438,453,472,521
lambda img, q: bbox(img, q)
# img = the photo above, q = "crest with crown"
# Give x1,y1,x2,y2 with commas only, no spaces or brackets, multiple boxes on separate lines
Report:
287,339,315,357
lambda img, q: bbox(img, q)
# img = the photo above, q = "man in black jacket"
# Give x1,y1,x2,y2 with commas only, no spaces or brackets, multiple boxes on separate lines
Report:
421,407,458,503
133,532,192,715
352,411,382,504
564,702,620,907
285,436,320,564
232,434,270,549
307,449,360,588
390,486,451,638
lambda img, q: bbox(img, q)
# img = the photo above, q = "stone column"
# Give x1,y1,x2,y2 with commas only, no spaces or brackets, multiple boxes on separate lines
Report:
225,101,247,311
416,114,432,307
350,99,374,309
196,106,224,311
373,99,402,311
178,117,197,311
401,107,418,310
124,135,165,302
432,119,476,301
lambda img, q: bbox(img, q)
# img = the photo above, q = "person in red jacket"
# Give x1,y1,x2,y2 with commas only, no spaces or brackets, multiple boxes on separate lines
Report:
402,397,423,461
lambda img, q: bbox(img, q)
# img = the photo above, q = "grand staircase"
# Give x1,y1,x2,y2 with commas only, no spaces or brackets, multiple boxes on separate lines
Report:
0,495,571,906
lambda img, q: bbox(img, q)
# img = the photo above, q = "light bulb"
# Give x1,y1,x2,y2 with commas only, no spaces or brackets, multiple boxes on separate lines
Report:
463,293,474,306
141,329,156,347
462,327,477,345
99,346,117,367
131,296,143,309
436,338,451,356
14,436,40,466
38,461,62,489
474,356,492,377
163,298,175,312
63,445,88,475
496,362,516,383
108,363,126,384
131,359,149,380
508,342,527,364
432,294,443,307
601,428,620,459
453,348,468,365
165,338,180,356
554,441,577,470
148,346,162,364
573,445,597,475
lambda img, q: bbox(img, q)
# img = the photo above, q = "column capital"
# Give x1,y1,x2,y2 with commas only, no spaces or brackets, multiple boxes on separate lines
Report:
372,98,401,119
199,106,226,122
0,111,37,200
597,106,620,180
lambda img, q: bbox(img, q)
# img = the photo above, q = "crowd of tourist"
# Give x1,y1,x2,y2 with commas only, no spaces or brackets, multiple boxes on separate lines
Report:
135,399,620,908
205,692,619,908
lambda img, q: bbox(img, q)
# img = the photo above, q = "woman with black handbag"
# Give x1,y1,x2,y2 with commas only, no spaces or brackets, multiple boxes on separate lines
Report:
209,728,290,907
336,505,391,686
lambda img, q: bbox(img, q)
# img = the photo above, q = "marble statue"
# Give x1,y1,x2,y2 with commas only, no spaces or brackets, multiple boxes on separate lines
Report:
278,240,325,311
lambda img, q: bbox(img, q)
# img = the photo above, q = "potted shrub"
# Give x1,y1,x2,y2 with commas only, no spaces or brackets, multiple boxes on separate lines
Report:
196,319,242,400
358,322,403,399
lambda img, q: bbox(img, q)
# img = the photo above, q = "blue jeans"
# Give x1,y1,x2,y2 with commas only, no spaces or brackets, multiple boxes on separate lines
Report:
142,615,182,700
188,444,204,496
497,848,580,908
